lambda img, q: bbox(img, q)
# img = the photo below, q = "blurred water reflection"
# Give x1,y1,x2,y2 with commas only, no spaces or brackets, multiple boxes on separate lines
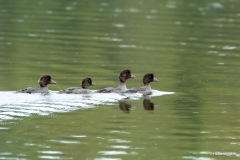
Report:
119,100,133,113
0,0,240,159
143,96,155,110
118,96,155,112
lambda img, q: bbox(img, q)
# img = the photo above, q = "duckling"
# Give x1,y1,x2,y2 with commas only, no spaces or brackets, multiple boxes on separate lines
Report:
126,73,158,95
97,69,135,93
59,78,95,94
17,75,56,93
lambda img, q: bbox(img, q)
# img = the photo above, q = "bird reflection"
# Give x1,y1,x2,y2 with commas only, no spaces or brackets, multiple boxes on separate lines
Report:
143,96,155,110
118,100,133,112
118,96,155,112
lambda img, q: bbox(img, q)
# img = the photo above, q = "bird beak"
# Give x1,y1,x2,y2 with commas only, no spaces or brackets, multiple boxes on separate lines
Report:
50,79,57,84
92,82,96,86
130,74,136,78
153,78,159,82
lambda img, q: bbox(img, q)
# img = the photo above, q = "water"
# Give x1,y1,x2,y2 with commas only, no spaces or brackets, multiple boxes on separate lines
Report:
0,90,173,121
0,0,240,159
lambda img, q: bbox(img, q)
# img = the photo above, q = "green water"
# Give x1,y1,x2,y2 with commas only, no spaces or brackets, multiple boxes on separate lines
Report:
0,0,240,159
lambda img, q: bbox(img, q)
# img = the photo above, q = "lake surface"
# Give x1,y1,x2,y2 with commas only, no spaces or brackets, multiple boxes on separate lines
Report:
0,0,240,159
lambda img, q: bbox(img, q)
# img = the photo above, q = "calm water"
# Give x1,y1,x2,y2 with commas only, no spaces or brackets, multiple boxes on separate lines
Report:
0,0,240,159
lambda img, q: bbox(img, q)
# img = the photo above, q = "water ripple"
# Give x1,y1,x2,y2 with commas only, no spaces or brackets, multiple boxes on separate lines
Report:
0,90,174,122
108,139,131,143
38,150,63,154
38,155,62,159
94,158,121,160
49,140,82,144
98,151,128,155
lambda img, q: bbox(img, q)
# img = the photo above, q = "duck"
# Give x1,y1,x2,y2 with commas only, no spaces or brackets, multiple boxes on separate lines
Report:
17,75,56,93
126,73,158,95
58,78,95,94
97,69,135,93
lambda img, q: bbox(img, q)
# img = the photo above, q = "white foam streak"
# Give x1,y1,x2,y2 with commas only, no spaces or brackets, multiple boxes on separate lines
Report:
0,90,174,121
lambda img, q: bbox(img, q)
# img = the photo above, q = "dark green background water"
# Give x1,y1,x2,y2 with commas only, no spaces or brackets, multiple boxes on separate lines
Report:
0,0,240,159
